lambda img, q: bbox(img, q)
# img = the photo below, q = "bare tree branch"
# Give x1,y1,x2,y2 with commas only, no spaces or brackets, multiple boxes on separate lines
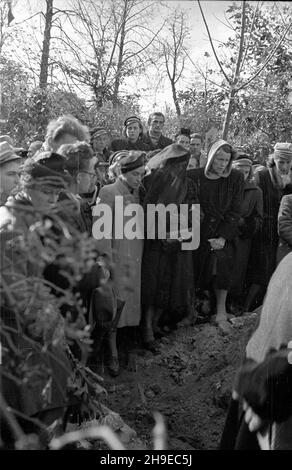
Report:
197,0,231,85
239,1,259,73
237,19,292,91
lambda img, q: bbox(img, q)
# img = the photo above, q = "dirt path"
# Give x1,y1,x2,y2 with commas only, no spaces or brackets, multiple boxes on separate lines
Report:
103,313,259,450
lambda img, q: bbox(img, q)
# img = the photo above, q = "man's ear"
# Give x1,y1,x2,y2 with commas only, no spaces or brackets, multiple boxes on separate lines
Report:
76,172,81,184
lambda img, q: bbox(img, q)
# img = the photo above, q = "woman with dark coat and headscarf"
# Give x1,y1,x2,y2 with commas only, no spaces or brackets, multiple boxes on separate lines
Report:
244,143,292,311
140,143,198,349
228,157,263,311
188,140,244,333
111,116,151,152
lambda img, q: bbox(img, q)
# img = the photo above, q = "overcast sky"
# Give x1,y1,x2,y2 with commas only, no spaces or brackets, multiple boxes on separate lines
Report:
11,1,287,115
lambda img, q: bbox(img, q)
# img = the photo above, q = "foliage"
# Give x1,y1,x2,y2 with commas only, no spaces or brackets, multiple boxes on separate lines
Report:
0,202,106,448
0,66,90,145
53,0,162,108
220,2,292,144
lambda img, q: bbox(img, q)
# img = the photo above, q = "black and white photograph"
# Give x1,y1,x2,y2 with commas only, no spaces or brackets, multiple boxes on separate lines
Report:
0,0,292,453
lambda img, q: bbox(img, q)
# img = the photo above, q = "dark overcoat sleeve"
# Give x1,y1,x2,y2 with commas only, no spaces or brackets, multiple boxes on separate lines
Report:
217,170,244,241
278,195,292,247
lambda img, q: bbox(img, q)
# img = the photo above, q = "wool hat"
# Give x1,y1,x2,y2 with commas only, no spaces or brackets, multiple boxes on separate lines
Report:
0,141,22,166
90,127,109,140
233,157,253,167
120,151,146,174
22,151,71,188
109,150,130,167
274,142,292,160
124,116,142,128
146,143,189,170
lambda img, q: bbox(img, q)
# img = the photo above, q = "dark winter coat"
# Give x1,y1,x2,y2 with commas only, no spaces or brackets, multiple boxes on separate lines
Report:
141,131,173,151
248,166,292,287
188,166,244,290
111,137,151,152
230,180,263,297
140,152,197,316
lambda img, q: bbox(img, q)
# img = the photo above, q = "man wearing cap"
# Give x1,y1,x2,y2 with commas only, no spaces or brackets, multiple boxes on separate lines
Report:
92,150,146,376
244,142,292,312
111,116,151,152
142,112,173,150
90,127,112,161
0,141,22,205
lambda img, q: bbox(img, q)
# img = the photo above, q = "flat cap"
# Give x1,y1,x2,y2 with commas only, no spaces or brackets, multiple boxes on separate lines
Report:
0,141,22,166
274,142,292,160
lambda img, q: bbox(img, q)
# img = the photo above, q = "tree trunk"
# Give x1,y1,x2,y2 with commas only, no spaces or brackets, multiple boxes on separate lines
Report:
222,87,236,140
222,0,246,140
171,80,181,118
112,0,128,107
39,0,54,89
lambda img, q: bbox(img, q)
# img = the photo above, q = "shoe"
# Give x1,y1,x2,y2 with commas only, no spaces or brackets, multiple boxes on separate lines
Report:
143,339,160,354
107,356,120,377
153,326,164,339
214,318,233,335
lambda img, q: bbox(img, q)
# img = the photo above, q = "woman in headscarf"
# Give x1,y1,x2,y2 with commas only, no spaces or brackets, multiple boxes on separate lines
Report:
244,143,292,312
140,143,197,350
188,140,244,333
111,116,151,152
228,156,263,313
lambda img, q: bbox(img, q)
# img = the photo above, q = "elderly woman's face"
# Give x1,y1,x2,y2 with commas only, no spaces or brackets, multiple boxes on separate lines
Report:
274,156,292,175
28,186,62,209
211,148,231,175
126,123,140,142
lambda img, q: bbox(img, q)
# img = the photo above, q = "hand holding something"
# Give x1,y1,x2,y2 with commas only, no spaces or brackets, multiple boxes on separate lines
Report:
208,237,226,250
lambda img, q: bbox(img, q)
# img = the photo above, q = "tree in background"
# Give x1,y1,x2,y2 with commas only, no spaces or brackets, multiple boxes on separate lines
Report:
197,0,292,142
53,0,164,109
158,9,190,119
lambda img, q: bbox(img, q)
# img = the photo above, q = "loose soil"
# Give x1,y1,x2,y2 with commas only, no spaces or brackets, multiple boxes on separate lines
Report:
102,313,259,450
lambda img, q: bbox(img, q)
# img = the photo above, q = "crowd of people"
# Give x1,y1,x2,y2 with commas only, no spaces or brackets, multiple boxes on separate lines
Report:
1,111,292,449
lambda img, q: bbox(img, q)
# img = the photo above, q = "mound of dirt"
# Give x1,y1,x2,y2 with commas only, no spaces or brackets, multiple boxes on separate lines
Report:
103,312,259,450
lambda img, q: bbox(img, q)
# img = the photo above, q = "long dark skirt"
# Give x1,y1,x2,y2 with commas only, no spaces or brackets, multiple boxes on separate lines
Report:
141,239,193,311
194,240,235,291
247,237,278,288
230,238,252,299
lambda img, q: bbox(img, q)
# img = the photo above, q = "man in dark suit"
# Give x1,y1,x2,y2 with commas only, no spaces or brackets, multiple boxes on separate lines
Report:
142,112,173,150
